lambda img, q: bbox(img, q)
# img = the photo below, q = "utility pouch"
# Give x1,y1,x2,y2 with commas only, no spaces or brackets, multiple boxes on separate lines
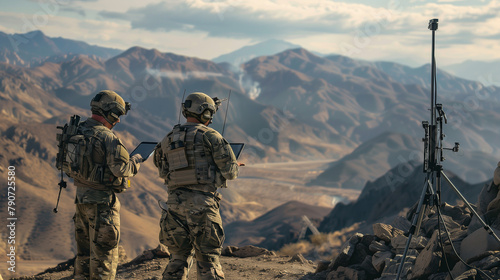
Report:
166,145,189,171
168,169,198,186
163,127,189,172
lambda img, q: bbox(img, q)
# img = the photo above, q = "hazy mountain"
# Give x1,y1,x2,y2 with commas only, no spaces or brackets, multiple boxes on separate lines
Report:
0,30,122,66
442,59,500,87
243,48,500,158
212,39,301,67
318,162,486,233
225,201,331,250
3,46,353,162
308,132,499,190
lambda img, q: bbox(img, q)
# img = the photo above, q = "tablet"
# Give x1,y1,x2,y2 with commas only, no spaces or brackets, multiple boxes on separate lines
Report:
130,141,158,160
230,143,245,159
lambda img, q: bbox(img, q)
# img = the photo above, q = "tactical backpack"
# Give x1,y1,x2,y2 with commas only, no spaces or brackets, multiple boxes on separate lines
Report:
56,115,111,184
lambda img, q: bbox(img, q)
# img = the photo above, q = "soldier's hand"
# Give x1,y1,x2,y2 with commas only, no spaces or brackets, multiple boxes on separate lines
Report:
131,154,144,163
238,162,245,166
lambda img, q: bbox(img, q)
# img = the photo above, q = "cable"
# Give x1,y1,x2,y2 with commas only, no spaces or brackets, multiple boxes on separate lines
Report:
436,205,455,280
436,205,495,280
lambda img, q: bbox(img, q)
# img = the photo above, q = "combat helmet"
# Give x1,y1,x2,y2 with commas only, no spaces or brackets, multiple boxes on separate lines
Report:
90,90,130,125
182,92,218,124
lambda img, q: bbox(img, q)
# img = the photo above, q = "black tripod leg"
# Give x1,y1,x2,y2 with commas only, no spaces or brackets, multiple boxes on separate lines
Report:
441,171,500,244
396,176,433,280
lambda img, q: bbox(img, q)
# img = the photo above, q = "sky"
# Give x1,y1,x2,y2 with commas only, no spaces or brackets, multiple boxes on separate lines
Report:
1,0,499,67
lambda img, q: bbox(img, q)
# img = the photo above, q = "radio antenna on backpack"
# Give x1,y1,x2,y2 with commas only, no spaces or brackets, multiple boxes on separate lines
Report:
178,89,186,124
221,90,231,136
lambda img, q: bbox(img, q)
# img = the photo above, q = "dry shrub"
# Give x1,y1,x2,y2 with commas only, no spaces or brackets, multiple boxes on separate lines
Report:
278,241,312,256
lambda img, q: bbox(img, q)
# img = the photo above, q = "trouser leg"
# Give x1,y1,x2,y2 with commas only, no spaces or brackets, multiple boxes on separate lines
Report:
160,209,194,280
192,210,225,280
89,201,121,280
74,205,91,280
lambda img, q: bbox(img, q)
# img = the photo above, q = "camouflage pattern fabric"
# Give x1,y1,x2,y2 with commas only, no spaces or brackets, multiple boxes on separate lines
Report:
74,199,121,280
153,122,239,192
74,118,141,202
155,122,238,280
159,189,225,280
72,117,141,279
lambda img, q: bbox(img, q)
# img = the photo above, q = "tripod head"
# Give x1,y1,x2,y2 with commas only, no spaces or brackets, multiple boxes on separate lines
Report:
428,18,438,31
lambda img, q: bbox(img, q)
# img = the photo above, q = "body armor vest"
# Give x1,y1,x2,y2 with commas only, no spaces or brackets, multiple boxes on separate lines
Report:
159,124,219,191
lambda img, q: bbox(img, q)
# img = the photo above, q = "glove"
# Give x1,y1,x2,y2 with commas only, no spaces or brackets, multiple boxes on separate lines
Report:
131,153,144,164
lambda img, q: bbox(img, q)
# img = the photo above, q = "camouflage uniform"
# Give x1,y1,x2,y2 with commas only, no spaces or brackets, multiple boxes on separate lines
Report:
73,117,141,280
154,122,239,280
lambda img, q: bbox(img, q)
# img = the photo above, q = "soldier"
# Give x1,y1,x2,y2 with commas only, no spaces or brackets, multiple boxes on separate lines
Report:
154,92,240,280
73,90,142,280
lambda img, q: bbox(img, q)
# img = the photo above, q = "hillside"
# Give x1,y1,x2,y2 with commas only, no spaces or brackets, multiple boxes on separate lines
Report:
318,162,486,233
309,132,499,189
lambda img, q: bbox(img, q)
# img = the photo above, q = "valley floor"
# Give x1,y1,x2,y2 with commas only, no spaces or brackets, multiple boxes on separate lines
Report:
233,160,360,211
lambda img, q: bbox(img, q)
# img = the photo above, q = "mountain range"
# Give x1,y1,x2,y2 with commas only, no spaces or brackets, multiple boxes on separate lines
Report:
1,30,499,276
443,59,500,87
0,30,121,67
212,39,301,67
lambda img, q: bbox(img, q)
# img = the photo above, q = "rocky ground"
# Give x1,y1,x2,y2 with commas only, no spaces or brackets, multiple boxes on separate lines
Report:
9,200,500,280
10,245,318,280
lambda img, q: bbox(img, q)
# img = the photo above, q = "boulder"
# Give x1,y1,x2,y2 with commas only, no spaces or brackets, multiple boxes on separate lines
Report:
124,244,170,267
454,269,478,280
391,235,428,254
422,214,461,237
330,233,363,270
373,223,404,243
327,266,367,280
289,253,309,264
408,230,442,280
369,240,390,253
221,245,275,258
391,216,412,233
372,251,393,273
315,260,332,273
460,228,500,261
380,258,412,279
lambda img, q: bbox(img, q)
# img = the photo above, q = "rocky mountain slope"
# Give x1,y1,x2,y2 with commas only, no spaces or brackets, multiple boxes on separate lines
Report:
309,132,499,190
319,162,486,233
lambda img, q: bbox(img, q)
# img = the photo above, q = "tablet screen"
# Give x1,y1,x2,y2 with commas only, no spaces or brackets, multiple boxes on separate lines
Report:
130,141,158,160
230,143,245,159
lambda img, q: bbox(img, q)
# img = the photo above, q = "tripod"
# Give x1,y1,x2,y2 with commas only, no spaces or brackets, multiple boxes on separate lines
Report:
395,19,500,280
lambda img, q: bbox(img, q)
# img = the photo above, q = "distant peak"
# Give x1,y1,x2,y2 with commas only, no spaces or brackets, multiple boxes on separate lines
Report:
279,47,316,58
24,30,45,37
120,46,162,56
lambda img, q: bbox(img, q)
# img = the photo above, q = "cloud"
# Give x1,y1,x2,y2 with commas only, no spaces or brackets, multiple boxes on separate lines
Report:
100,0,407,39
146,68,224,79
97,0,500,46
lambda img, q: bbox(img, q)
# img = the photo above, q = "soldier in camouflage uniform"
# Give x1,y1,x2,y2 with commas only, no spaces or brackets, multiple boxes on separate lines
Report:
73,90,142,280
154,92,239,280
